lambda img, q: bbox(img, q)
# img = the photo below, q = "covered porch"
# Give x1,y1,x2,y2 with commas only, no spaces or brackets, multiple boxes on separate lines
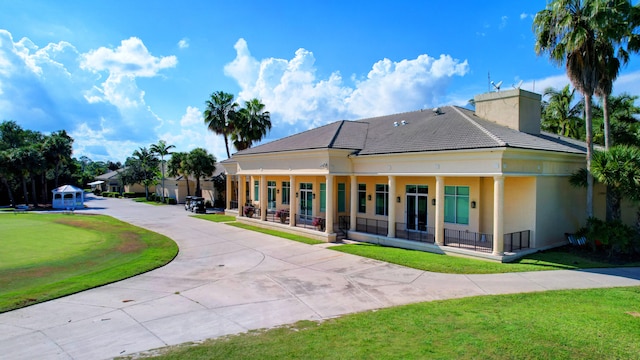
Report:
224,172,535,260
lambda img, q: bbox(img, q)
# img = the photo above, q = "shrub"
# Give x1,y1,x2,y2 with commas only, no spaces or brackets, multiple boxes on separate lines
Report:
122,192,136,198
205,200,212,208
167,198,177,205
577,217,638,256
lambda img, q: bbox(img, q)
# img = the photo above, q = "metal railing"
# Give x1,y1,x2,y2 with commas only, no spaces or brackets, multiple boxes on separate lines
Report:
444,229,494,253
504,230,530,252
295,215,325,231
356,217,388,236
229,200,238,210
395,223,435,243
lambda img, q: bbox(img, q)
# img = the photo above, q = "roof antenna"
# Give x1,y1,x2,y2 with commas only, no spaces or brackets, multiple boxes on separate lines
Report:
513,80,523,89
491,80,502,92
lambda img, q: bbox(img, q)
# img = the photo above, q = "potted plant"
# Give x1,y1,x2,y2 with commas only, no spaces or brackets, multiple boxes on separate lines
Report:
275,209,289,223
312,217,325,231
244,205,255,218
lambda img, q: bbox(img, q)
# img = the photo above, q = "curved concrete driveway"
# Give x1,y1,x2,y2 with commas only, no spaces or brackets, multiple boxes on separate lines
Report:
1,196,640,360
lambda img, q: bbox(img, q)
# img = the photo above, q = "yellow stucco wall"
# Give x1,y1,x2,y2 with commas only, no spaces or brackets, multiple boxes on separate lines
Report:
534,176,586,248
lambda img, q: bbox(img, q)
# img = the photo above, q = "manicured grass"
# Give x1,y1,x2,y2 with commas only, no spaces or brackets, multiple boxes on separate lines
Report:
329,243,640,274
191,214,237,223
140,286,640,360
0,213,178,312
226,222,324,245
132,197,165,206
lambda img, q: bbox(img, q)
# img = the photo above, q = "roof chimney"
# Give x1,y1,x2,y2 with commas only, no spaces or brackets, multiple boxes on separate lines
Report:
473,88,541,135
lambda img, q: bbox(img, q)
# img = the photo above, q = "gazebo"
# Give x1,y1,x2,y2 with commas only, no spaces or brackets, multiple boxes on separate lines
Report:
52,185,84,210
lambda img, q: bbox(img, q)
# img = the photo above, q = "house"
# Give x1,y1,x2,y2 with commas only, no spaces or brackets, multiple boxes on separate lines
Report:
94,169,154,194
221,89,612,261
156,166,226,205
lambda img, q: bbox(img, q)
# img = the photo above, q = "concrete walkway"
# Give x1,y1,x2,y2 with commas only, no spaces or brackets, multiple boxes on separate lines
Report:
1,196,640,360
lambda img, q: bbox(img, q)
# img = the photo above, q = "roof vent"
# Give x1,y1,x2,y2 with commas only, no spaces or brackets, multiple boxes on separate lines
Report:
433,107,442,115
393,121,399,127
401,120,407,125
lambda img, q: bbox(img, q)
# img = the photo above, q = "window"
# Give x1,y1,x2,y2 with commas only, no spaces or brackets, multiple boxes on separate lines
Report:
254,180,259,201
282,181,290,204
337,183,346,212
320,183,326,212
267,181,276,210
375,184,389,216
444,186,469,225
358,184,366,213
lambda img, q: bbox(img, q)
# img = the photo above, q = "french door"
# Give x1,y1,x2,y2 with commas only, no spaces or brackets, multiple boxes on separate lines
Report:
406,185,428,231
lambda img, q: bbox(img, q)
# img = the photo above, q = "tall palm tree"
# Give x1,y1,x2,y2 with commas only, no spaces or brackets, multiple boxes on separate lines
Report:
42,130,73,197
593,0,635,150
231,98,272,151
150,139,175,202
534,0,610,218
186,148,216,197
132,147,158,200
591,145,640,222
167,151,191,196
204,91,238,159
542,85,584,139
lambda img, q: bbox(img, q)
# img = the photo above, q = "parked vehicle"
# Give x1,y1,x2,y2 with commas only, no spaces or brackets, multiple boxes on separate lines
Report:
184,196,194,211
191,197,206,213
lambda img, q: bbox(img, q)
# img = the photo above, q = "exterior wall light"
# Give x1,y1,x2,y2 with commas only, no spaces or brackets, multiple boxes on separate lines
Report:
432,198,436,206
396,196,401,203
367,194,372,201
471,201,477,209
313,193,316,199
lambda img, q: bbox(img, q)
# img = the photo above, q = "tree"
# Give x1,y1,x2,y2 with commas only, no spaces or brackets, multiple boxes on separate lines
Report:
534,0,610,218
186,148,216,197
204,91,238,159
597,93,640,147
231,98,272,151
593,0,636,150
542,85,584,139
42,130,73,191
150,140,175,202
128,147,159,199
167,151,191,196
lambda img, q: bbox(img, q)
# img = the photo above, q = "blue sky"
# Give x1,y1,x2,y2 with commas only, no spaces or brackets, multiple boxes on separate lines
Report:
1,0,639,163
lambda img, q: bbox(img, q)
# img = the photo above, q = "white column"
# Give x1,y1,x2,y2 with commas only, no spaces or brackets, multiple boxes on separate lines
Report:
260,175,267,221
225,174,232,210
289,175,297,227
387,175,396,238
238,175,245,216
325,174,335,234
350,175,357,231
435,176,445,246
492,176,505,256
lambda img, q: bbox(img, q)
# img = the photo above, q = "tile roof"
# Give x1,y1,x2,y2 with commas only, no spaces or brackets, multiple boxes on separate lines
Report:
233,106,588,157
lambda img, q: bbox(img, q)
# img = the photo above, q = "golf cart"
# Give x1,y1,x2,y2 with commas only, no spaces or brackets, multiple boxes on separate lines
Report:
190,197,206,213
184,196,194,211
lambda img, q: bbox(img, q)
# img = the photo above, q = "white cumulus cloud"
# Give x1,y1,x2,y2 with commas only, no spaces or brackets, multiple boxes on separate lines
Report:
178,38,189,49
224,38,469,133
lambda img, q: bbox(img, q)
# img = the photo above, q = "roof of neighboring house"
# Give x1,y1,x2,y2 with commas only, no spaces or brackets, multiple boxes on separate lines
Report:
95,169,122,180
232,105,588,157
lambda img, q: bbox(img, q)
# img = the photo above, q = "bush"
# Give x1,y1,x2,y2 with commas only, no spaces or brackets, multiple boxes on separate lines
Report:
205,200,212,208
122,192,137,198
577,217,638,256
101,191,118,198
167,198,177,205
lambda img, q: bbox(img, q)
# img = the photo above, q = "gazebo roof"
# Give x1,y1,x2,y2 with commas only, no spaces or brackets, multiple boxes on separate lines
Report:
52,185,83,193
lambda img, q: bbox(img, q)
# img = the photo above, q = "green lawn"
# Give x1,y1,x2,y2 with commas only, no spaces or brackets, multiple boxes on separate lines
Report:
139,286,640,360
0,213,178,312
132,197,165,206
329,243,640,274
226,223,324,245
191,214,237,223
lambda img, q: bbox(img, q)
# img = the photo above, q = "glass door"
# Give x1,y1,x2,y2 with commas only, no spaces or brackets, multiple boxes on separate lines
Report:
267,181,276,210
299,183,313,222
406,185,428,231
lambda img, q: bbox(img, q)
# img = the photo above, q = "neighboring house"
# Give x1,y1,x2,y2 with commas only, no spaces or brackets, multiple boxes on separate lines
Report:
156,166,226,205
94,169,154,194
220,89,620,261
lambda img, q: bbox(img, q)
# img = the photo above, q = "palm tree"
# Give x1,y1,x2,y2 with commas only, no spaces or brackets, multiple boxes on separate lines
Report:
150,140,175,202
131,147,158,200
534,0,609,218
42,130,73,194
542,85,584,139
186,148,216,197
231,98,272,151
602,93,640,147
590,145,640,223
204,91,238,159
167,151,191,196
